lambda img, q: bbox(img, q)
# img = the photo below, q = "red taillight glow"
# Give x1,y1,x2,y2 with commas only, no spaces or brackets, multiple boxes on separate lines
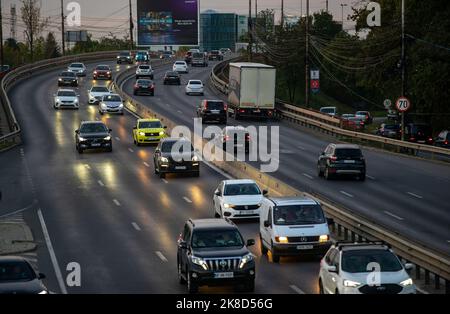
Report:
94,71,97,74
240,109,245,113
445,141,449,145
330,156,337,162
224,103,228,111
410,137,416,141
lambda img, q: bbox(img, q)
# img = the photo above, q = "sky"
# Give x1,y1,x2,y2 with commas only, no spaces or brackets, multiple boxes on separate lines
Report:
1,0,360,43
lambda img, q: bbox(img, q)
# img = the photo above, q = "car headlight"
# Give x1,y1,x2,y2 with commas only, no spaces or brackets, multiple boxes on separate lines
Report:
101,103,107,108
160,157,169,163
190,256,208,270
400,278,413,287
58,78,62,81
239,253,254,269
275,236,288,243
119,104,124,108
159,131,165,136
56,98,61,103
319,235,330,243
78,137,87,141
104,136,111,141
116,56,120,59
139,131,145,136
343,279,361,288
38,290,48,294
223,203,235,209
192,155,198,162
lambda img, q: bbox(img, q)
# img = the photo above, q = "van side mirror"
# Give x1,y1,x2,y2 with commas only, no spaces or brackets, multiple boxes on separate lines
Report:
263,220,270,228
404,263,413,271
214,190,221,197
327,218,334,226
246,239,255,247
321,152,325,156
326,265,337,273
262,189,268,196
109,129,112,132
164,126,168,129
75,130,79,134
38,273,46,279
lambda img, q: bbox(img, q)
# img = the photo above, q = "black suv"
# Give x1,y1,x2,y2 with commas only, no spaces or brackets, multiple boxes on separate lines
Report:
196,100,227,124
58,71,78,87
153,138,199,178
208,50,223,61
116,51,133,64
163,71,181,85
75,121,112,154
177,218,256,293
317,144,366,181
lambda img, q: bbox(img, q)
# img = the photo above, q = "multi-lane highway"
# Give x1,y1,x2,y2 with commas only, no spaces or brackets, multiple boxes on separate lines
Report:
119,59,450,255
1,61,320,294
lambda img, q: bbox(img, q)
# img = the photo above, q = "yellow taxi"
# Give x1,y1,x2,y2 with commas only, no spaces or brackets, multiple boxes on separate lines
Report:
132,118,167,146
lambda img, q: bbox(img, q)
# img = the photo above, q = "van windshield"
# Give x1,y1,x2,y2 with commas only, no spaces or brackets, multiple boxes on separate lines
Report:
273,205,325,225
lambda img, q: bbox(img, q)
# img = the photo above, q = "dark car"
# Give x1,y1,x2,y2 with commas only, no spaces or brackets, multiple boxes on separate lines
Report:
355,111,373,124
317,144,366,181
0,256,48,294
184,51,193,64
405,123,433,144
376,123,401,139
163,71,181,85
75,121,112,154
93,65,112,80
197,100,227,124
116,51,133,64
219,126,251,153
0,65,11,79
134,79,155,96
58,71,78,87
153,138,199,178
342,116,365,131
208,50,224,61
434,130,450,148
177,218,256,293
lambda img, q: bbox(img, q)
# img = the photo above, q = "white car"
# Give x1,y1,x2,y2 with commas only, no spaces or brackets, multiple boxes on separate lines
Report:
259,197,332,263
319,242,416,294
213,179,267,219
173,61,189,73
53,89,79,110
88,86,110,104
135,64,154,79
185,80,204,95
320,106,338,117
67,62,86,76
98,94,124,115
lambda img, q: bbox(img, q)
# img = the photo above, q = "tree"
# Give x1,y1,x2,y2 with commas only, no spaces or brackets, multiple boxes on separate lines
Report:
20,0,48,62
44,32,61,59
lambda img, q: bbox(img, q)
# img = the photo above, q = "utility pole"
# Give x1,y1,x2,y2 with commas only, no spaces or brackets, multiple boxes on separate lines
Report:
400,0,406,141
280,0,284,27
301,0,303,17
326,0,329,12
10,4,17,41
129,0,134,50
340,3,348,27
248,0,252,61
255,0,257,54
0,0,4,68
305,0,309,107
61,0,65,55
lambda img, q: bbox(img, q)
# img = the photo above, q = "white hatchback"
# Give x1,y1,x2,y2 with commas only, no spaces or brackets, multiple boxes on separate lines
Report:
53,89,79,109
173,61,188,73
185,80,204,95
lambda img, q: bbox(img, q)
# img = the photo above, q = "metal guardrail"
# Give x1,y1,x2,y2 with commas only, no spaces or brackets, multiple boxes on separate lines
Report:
210,59,450,159
0,51,121,151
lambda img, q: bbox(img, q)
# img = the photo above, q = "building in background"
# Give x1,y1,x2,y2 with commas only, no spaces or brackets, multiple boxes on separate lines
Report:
236,15,248,41
200,10,237,52
284,15,300,27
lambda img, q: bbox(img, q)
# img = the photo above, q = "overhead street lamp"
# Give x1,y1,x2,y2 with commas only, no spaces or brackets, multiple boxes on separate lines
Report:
340,3,348,28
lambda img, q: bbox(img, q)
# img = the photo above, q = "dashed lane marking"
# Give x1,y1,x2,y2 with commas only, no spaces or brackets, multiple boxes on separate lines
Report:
155,251,168,262
113,199,121,206
131,222,141,231
289,285,305,294
183,197,193,203
97,180,105,187
302,173,313,179
340,191,354,198
407,192,423,199
384,211,404,221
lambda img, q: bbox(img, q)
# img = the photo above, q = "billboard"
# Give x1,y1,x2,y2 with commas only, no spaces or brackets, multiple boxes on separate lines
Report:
137,0,199,46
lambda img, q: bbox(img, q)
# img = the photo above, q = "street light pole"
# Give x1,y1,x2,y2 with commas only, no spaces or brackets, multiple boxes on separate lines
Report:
61,0,65,55
401,0,406,141
248,0,252,61
129,0,134,50
341,3,348,28
305,0,309,107
0,0,4,67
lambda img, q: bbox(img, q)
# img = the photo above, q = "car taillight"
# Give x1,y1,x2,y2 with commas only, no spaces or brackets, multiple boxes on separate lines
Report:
410,137,415,141
427,137,433,142
445,140,449,145
240,109,245,113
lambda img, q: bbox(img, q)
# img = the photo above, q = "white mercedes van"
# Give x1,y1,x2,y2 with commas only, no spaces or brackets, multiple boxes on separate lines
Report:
259,197,333,263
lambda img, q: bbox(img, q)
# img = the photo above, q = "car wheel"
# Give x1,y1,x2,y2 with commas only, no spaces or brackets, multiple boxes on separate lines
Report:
221,119,227,125
159,171,166,179
359,173,366,181
77,147,83,154
178,261,186,284
154,163,158,175
107,146,113,152
317,164,324,177
324,167,332,180
260,235,268,255
187,272,198,294
234,110,240,120
151,92,154,96
319,279,324,294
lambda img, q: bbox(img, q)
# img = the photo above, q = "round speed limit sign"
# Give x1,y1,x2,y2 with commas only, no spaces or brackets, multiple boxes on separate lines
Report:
395,97,411,112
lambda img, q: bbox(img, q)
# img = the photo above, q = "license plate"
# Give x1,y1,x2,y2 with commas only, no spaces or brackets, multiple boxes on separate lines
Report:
418,140,425,144
242,210,256,215
214,272,234,279
297,245,313,250
175,166,187,170
91,143,101,147
211,110,220,114
142,86,149,88
147,137,157,141
344,160,355,163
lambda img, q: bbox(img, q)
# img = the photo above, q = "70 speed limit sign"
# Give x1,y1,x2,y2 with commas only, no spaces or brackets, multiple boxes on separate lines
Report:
396,97,411,112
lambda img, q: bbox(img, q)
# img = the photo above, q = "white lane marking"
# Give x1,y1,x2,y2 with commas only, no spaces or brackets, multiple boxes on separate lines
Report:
97,180,105,187
162,179,169,184
37,209,68,294
95,117,99,121
113,199,121,206
416,287,430,295
131,222,141,231
183,197,193,203
128,148,134,153
384,211,404,221
143,162,150,167
24,257,38,263
447,240,450,244
302,173,313,179
297,146,306,150
155,251,168,262
165,103,171,107
177,110,182,114
289,284,305,294
407,192,423,199
115,137,120,141
340,191,354,198
366,175,375,180
84,164,91,169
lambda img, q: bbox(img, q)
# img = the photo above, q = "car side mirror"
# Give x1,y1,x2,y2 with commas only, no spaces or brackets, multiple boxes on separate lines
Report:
215,190,221,197
109,129,112,132
404,263,413,271
38,273,46,279
75,130,79,134
327,218,334,226
246,239,255,247
155,149,160,154
321,152,325,156
262,189,268,196
133,126,137,130
263,220,270,228
179,241,188,249
326,265,337,273
163,126,168,129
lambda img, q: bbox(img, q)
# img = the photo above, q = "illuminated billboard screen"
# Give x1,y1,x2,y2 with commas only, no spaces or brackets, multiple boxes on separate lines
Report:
137,0,199,46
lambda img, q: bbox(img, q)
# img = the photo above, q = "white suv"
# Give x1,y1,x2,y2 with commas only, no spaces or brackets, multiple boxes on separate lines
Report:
53,89,79,109
319,242,416,294
213,179,267,219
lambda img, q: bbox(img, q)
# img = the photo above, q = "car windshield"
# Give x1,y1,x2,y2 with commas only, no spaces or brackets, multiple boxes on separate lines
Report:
96,66,109,71
91,87,109,93
160,141,194,153
103,95,121,102
342,249,403,273
61,72,75,77
193,53,203,58
139,121,162,129
356,111,368,115
321,108,335,114
139,65,150,69
175,62,185,65
70,63,83,68
80,123,108,133
0,261,35,282
120,52,130,56
224,183,261,196
191,229,244,249
335,148,362,158
206,101,224,110
57,91,76,97
190,81,202,85
273,204,325,225
137,80,152,85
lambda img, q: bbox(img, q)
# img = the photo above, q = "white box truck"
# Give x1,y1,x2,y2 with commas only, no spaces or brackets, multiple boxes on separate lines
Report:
228,62,276,120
